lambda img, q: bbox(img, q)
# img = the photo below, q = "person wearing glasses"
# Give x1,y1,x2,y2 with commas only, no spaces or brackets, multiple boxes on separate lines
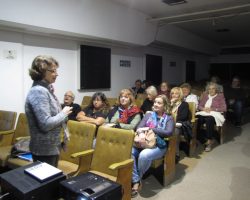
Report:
25,55,72,167
196,82,227,152
61,91,81,121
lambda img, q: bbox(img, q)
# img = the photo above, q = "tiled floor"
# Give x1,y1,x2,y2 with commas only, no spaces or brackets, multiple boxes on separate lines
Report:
133,120,250,200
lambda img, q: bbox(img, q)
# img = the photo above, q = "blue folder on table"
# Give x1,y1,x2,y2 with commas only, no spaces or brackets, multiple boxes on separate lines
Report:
17,152,33,162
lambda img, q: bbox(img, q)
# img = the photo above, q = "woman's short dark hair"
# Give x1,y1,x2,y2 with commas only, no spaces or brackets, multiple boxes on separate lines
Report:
29,55,59,81
88,92,110,113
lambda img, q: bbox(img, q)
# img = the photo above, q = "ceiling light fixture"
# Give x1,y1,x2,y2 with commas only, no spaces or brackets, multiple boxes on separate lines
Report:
162,0,187,6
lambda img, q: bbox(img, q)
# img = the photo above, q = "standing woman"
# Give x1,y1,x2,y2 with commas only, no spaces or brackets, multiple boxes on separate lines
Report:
131,95,174,198
25,55,72,167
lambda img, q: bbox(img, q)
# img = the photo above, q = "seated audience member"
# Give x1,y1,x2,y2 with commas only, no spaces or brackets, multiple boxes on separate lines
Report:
131,95,174,198
158,81,170,99
132,79,145,98
170,87,190,162
180,83,199,109
196,82,227,152
224,76,245,127
105,88,141,130
61,91,81,121
210,75,224,93
140,86,158,114
76,92,110,126
141,80,150,91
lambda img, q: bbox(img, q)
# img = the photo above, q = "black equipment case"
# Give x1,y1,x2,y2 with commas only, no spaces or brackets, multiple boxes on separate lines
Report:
60,172,122,200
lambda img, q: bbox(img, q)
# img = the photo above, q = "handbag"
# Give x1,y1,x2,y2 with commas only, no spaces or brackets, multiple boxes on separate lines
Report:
134,129,156,149
10,138,30,157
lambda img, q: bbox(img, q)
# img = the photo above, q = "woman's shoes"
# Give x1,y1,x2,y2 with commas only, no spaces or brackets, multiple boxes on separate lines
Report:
205,143,212,152
131,181,142,198
205,140,214,152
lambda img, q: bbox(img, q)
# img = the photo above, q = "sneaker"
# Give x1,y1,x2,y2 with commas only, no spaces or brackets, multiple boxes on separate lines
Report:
131,190,139,198
131,181,142,198
205,143,212,152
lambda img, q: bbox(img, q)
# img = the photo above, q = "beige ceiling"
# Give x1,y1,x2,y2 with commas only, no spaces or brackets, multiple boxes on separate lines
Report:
111,0,250,47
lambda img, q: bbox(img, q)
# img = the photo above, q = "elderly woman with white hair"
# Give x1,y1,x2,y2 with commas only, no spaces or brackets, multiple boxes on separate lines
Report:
140,85,158,114
196,82,227,152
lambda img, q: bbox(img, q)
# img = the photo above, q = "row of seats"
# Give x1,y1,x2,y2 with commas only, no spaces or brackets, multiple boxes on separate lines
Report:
0,108,224,200
0,110,177,200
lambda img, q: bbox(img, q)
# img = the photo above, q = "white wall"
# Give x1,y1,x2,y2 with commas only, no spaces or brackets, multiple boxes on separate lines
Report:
0,41,23,113
0,0,155,46
156,25,220,56
0,30,146,114
0,0,219,55
0,30,210,115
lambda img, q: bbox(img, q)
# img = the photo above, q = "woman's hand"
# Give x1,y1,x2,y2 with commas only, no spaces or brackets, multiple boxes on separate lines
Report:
62,106,73,116
137,127,149,133
203,107,211,113
171,98,178,104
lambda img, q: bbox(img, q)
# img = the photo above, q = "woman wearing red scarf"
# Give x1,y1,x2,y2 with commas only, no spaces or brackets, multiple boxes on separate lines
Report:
105,89,142,130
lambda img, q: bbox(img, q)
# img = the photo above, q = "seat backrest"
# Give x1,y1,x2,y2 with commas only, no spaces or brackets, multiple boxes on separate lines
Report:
0,110,17,131
90,126,135,177
60,120,96,164
81,96,92,109
136,93,147,100
135,98,144,108
107,97,117,107
187,102,196,123
12,113,30,144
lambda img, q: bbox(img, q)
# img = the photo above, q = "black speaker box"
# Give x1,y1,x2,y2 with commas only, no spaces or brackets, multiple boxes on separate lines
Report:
60,172,122,200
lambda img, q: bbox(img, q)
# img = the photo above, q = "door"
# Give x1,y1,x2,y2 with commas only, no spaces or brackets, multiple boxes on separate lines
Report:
146,54,162,86
186,60,196,82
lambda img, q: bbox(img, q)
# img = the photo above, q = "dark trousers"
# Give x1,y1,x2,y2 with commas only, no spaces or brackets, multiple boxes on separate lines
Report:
197,115,215,140
32,154,59,167
229,100,243,124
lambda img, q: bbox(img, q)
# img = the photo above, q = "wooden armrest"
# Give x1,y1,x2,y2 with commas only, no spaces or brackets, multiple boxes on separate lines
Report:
0,130,15,135
164,135,174,142
109,159,133,170
15,136,30,141
71,149,94,158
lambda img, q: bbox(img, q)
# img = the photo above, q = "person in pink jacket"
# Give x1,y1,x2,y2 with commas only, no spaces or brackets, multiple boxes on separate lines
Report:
196,82,227,152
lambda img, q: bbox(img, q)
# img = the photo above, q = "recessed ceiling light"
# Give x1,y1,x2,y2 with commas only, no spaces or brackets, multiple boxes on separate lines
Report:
162,0,187,6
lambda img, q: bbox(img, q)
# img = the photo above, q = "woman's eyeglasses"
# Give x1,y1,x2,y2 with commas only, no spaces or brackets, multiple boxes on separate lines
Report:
47,69,57,73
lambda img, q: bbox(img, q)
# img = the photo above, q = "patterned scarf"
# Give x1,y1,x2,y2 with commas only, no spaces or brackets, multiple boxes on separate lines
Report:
118,105,141,124
146,112,168,129
48,84,70,144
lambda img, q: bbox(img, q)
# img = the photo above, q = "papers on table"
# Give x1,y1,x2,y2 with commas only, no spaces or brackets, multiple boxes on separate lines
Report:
24,162,63,182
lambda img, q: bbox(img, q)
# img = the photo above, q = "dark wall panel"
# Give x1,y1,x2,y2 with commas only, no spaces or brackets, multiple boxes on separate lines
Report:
80,45,111,89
